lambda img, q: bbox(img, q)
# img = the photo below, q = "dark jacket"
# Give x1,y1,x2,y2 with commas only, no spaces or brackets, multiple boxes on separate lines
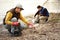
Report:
34,7,49,17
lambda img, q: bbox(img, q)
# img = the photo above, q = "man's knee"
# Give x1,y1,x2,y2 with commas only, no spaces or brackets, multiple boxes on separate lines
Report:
11,17,18,22
39,16,48,23
4,24,11,29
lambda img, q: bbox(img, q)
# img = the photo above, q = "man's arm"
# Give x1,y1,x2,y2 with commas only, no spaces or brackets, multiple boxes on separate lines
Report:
34,13,38,17
5,12,13,25
34,11,40,17
20,13,35,28
19,13,29,25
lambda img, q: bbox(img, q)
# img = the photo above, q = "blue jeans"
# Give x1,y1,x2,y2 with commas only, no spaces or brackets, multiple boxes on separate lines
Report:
4,17,27,33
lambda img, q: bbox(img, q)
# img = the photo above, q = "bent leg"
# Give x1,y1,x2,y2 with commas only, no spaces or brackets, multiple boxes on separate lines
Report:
18,20,28,29
34,15,40,23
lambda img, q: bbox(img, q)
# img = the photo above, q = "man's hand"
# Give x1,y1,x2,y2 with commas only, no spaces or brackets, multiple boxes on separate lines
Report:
12,22,19,26
28,22,35,28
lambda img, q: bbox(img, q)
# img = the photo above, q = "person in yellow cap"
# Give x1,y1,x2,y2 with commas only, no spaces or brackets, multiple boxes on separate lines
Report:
3,4,33,36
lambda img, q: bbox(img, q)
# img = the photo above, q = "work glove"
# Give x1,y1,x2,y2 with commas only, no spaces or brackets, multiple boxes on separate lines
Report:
12,22,19,26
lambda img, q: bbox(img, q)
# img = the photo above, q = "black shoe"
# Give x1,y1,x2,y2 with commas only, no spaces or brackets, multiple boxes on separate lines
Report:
8,28,12,34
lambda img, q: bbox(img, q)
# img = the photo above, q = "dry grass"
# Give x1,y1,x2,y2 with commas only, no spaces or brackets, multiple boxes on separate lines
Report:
0,13,60,40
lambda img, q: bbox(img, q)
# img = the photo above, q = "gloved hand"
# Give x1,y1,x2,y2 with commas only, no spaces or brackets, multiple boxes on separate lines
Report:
12,22,19,26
